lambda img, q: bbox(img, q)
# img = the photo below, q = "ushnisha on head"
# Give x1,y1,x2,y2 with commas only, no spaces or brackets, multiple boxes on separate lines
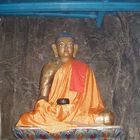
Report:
52,32,78,63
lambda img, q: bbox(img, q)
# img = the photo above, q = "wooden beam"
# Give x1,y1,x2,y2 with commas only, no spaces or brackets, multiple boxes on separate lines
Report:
0,2,140,14
96,12,105,28
0,12,97,18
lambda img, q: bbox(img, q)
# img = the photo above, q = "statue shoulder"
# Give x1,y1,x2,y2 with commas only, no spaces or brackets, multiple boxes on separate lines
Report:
41,61,60,75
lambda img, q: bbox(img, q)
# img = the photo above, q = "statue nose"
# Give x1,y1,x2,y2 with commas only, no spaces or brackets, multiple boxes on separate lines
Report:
64,46,68,52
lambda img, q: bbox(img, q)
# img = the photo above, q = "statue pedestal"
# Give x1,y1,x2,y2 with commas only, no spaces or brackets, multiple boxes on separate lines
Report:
13,125,123,140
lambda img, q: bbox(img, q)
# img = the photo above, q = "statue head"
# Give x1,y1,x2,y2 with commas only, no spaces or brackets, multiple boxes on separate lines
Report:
52,32,78,62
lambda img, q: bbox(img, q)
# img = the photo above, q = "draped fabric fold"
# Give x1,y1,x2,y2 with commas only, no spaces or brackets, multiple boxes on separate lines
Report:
16,59,105,133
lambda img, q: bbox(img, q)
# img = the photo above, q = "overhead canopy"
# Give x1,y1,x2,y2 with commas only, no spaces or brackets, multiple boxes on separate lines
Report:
0,0,140,27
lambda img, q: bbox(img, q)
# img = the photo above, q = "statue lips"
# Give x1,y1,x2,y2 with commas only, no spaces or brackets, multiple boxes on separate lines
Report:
57,98,70,105
63,50,70,56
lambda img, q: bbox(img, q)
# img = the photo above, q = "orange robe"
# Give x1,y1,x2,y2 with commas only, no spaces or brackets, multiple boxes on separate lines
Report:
16,59,105,133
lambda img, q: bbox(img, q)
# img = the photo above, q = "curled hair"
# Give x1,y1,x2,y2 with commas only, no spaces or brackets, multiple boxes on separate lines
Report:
55,32,75,43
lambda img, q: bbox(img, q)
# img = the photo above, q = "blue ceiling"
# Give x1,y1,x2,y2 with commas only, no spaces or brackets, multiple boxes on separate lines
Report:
0,0,140,27
0,0,140,3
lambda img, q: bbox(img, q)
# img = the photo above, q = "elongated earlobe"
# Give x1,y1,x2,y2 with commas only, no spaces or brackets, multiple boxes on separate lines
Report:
73,44,78,58
51,44,58,57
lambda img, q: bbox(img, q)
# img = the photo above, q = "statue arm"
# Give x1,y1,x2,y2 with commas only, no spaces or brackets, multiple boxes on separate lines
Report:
39,63,55,99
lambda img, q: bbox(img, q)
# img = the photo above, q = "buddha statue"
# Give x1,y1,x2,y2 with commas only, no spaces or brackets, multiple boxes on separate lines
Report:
16,32,114,133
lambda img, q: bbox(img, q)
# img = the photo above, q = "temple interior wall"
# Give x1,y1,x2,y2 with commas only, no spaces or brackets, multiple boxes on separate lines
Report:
0,13,140,140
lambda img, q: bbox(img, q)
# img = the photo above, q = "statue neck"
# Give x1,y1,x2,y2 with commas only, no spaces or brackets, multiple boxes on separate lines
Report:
60,57,73,63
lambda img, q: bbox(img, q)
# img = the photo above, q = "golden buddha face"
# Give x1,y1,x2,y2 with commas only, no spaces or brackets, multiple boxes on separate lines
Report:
52,36,78,63
56,37,74,60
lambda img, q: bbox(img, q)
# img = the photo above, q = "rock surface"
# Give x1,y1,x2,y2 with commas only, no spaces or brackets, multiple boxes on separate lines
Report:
0,13,140,140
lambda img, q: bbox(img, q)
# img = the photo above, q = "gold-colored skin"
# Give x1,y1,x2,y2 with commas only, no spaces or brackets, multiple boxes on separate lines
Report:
39,60,61,99
39,36,114,125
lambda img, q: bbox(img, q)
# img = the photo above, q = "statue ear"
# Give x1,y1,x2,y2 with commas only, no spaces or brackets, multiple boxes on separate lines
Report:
51,44,58,57
73,44,78,58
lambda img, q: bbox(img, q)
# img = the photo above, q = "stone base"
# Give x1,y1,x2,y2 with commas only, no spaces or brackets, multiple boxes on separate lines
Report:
13,125,123,140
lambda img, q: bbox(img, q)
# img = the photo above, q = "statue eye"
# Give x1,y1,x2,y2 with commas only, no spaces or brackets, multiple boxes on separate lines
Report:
67,43,73,48
58,43,64,47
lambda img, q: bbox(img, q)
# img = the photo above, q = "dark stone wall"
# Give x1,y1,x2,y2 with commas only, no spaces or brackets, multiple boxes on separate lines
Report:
0,13,140,140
